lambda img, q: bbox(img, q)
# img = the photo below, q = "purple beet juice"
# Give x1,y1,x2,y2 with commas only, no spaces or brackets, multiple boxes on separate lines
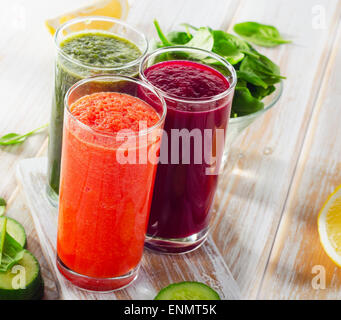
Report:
142,59,234,251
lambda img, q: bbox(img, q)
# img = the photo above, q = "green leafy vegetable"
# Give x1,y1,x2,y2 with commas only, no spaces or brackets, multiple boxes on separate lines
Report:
0,198,6,217
234,21,291,47
153,20,288,117
184,27,214,52
239,54,285,86
211,30,258,65
180,23,198,31
167,31,192,45
0,123,48,146
154,20,172,47
237,70,268,89
232,86,265,116
248,83,276,100
211,31,246,65
232,80,265,116
153,21,213,60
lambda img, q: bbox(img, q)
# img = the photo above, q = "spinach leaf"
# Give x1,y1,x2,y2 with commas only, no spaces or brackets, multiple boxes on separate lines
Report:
239,54,285,88
237,70,268,89
252,53,283,77
180,23,199,31
0,123,48,146
153,20,203,61
211,31,248,65
0,198,6,217
167,31,192,45
184,27,214,52
152,31,192,51
232,82,265,116
154,20,173,46
234,21,291,47
248,84,276,100
153,20,193,47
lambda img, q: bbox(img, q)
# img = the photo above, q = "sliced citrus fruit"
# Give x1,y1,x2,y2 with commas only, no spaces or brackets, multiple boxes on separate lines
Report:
318,184,341,266
45,0,129,35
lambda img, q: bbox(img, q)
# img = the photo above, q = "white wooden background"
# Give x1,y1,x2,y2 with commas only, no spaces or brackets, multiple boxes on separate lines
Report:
1,0,341,299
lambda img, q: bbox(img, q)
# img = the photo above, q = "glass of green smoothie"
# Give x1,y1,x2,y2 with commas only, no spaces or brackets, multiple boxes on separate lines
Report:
47,16,148,205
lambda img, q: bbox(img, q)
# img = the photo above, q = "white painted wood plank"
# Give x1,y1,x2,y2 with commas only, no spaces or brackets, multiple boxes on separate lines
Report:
127,0,240,37
258,19,341,300
3,0,340,300
0,0,90,198
210,0,341,299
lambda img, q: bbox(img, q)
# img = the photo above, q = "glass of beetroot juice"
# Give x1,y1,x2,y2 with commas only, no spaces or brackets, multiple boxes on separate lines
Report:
139,47,237,254
56,75,166,291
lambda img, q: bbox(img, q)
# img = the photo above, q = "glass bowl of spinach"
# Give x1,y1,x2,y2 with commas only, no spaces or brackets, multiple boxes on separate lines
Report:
224,80,283,162
152,20,287,165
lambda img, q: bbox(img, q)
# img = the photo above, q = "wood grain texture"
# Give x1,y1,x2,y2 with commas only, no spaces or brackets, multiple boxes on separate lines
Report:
210,0,341,299
126,0,240,36
2,0,341,300
0,0,88,199
258,19,341,300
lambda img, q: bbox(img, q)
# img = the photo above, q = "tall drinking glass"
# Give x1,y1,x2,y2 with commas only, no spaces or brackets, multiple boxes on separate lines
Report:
57,75,166,291
140,47,237,254
47,16,148,205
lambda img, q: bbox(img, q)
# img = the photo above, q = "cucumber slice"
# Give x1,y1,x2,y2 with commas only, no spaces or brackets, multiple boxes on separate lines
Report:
154,282,221,300
0,250,43,300
0,217,26,248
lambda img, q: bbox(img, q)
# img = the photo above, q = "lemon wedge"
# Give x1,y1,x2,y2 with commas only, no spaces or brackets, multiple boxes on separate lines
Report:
45,0,129,35
318,185,341,267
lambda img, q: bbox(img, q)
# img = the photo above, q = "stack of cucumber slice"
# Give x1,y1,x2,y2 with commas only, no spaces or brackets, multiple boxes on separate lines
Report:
0,217,43,300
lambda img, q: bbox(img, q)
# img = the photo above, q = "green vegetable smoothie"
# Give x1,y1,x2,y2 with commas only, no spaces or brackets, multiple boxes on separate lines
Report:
47,31,142,200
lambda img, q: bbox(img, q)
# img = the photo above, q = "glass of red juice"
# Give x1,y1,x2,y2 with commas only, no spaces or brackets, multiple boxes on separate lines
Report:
139,47,237,254
56,75,166,291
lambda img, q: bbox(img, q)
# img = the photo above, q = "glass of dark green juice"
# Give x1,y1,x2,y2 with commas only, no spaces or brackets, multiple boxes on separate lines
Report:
47,16,148,205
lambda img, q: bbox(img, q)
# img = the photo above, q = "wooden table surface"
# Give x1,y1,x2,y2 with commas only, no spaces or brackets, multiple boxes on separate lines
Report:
1,0,341,300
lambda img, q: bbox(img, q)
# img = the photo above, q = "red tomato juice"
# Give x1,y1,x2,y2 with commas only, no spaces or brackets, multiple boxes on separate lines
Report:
57,92,160,280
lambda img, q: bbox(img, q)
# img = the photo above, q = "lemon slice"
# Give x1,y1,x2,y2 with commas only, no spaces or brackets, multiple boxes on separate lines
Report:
45,0,129,35
318,185,341,266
